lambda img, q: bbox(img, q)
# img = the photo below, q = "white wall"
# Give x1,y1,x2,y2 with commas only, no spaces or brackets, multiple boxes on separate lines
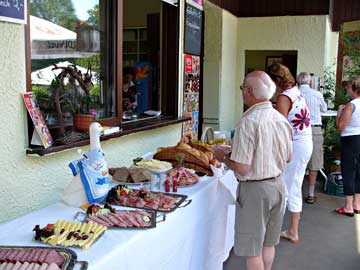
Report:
0,20,182,223
219,10,238,131
234,15,338,120
203,2,222,130
203,2,239,131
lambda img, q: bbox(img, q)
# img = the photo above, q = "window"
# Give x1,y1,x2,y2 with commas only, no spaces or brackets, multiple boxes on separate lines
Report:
27,0,180,144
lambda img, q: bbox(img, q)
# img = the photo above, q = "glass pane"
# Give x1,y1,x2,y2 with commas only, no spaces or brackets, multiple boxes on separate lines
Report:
122,1,161,120
30,0,117,133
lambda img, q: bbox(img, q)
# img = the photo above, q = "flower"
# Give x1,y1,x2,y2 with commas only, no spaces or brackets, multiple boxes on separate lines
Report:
291,107,310,130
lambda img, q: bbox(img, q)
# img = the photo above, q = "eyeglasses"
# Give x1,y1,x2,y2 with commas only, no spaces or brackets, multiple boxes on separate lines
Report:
240,84,249,91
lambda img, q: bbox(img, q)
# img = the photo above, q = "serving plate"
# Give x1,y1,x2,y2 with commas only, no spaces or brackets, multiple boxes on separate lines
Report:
74,209,164,229
0,246,88,270
114,180,151,186
137,166,172,174
106,186,191,213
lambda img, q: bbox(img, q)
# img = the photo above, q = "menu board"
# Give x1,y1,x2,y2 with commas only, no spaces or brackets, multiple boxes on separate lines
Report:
184,3,202,56
0,0,26,24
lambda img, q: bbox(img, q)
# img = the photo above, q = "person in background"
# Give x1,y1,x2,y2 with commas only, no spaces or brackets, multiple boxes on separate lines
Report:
122,67,137,111
297,72,327,204
267,64,313,244
214,71,292,270
335,75,360,217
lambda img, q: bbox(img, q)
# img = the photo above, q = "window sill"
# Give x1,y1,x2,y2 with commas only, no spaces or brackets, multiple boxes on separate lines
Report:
26,116,191,156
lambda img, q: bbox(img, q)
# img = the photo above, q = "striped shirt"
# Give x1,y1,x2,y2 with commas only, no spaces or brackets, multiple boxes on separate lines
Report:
230,102,293,181
298,84,327,125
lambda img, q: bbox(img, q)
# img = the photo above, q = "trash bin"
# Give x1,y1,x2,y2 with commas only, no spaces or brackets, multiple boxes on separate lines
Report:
325,172,344,196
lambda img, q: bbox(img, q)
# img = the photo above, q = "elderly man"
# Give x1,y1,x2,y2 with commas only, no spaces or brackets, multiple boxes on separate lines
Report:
297,72,327,204
214,71,292,270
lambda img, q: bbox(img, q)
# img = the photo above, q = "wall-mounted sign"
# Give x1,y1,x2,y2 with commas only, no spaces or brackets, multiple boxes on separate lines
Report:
0,0,27,24
183,54,200,138
184,3,202,56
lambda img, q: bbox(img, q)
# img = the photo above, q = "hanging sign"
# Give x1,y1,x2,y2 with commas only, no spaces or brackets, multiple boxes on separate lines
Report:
0,0,27,24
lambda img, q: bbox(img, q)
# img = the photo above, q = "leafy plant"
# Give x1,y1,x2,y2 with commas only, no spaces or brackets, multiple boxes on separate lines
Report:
322,65,336,109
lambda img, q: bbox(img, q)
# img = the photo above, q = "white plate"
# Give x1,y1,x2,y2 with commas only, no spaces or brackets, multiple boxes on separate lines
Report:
114,181,151,186
145,166,173,174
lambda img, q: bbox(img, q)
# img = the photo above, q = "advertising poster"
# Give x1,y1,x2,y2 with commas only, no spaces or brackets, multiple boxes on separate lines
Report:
183,54,200,138
23,92,53,148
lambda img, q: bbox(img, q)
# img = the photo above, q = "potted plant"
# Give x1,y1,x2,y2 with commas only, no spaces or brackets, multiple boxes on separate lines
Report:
51,63,95,133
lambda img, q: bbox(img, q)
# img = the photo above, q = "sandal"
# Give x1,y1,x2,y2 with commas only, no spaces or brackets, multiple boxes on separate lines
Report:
305,196,316,204
280,230,300,244
354,209,360,214
335,207,354,217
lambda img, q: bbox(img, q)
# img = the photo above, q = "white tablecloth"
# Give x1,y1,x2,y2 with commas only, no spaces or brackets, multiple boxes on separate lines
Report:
0,171,238,270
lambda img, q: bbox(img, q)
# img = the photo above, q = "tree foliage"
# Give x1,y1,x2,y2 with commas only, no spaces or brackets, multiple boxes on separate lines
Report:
87,4,99,29
30,0,78,32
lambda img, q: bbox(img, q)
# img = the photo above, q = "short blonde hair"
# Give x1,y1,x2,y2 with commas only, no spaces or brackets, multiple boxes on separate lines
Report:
267,63,295,90
349,75,360,94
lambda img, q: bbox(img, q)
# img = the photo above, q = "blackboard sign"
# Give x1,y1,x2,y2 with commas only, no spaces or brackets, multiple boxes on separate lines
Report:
0,0,27,24
184,3,202,56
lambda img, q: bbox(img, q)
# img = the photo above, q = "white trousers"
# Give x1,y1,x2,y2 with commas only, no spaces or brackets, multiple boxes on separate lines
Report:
283,137,313,212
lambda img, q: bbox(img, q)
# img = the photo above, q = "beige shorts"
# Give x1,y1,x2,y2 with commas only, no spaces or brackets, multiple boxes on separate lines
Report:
233,176,286,257
308,127,324,170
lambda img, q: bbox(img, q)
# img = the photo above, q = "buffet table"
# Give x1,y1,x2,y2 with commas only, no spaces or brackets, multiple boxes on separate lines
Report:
0,171,238,270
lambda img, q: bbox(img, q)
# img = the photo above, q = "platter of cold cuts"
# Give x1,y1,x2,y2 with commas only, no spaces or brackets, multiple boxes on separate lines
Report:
0,246,88,270
166,167,199,187
78,204,158,229
106,185,190,213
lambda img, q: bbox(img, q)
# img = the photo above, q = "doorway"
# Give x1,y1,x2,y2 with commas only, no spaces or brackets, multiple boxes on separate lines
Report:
245,50,298,79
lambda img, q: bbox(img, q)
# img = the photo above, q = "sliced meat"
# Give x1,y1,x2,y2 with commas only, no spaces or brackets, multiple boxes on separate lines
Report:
18,262,29,270
32,264,41,270
96,214,114,226
32,250,43,263
38,264,48,270
135,210,152,218
25,263,35,270
45,263,61,270
18,251,30,263
0,263,8,270
3,263,13,270
111,213,128,227
8,250,21,262
25,249,37,263
123,212,141,227
37,250,49,265
43,250,64,267
0,250,8,260
13,250,26,262
133,212,150,227
2,250,13,262
86,216,109,227
12,262,23,270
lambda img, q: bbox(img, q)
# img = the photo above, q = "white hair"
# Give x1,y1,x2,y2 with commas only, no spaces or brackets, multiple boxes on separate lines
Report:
297,72,312,85
245,71,276,100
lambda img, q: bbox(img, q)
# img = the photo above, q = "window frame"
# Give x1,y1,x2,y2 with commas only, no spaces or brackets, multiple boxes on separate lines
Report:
25,0,184,154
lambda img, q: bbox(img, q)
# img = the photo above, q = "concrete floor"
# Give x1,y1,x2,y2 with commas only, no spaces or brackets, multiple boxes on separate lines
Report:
223,178,360,270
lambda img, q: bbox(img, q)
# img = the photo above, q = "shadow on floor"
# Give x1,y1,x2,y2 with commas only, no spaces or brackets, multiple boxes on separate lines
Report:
223,177,360,270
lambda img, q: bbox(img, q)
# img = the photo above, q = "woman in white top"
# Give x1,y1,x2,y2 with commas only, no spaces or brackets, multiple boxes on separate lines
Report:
336,75,360,217
268,63,313,243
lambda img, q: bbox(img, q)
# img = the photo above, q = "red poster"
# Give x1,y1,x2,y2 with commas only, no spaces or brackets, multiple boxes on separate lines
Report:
185,54,193,73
